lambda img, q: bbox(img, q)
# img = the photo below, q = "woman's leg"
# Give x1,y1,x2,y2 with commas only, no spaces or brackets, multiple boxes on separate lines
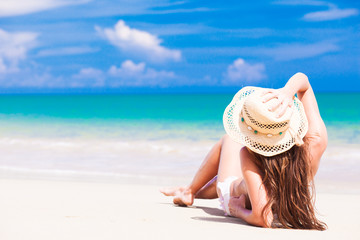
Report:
216,134,244,198
160,134,245,206
196,135,246,198
160,138,222,205
214,135,246,215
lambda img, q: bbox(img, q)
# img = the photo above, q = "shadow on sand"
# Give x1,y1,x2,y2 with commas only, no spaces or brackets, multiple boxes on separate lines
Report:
191,205,249,226
159,202,250,226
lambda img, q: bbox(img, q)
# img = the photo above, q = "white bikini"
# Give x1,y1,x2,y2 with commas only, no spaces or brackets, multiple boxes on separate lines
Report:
217,176,238,216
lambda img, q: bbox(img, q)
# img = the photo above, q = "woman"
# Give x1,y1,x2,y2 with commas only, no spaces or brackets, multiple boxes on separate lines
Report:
161,72,327,230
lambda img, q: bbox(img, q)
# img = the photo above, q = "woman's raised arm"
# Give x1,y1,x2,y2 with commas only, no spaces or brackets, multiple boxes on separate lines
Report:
262,72,328,176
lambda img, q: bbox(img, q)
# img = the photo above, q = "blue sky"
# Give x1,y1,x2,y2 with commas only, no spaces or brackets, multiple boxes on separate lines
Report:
0,0,359,93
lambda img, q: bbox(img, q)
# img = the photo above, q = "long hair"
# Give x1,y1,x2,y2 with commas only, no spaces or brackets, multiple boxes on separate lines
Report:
250,140,327,230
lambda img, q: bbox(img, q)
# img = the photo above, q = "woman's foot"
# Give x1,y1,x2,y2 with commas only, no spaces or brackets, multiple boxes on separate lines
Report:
160,186,194,206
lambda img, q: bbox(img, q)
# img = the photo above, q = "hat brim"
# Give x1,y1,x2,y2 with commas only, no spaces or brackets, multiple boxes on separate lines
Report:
223,87,308,157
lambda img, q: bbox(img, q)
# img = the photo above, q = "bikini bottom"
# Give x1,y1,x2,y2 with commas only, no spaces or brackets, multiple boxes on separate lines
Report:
217,176,238,216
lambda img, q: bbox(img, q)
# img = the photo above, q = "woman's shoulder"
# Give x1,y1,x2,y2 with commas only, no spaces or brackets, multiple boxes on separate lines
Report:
240,147,262,174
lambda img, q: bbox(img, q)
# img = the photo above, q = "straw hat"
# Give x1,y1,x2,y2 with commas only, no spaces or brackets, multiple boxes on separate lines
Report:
223,87,308,157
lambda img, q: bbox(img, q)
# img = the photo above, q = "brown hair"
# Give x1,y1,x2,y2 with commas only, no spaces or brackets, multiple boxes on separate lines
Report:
250,140,327,230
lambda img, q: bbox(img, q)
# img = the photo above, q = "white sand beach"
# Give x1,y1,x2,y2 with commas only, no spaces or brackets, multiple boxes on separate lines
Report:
0,178,359,240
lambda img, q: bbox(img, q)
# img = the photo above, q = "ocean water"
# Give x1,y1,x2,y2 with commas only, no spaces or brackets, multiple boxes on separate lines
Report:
0,93,359,188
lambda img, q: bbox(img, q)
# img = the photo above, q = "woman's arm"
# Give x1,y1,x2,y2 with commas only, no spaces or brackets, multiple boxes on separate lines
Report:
228,148,272,227
262,72,328,176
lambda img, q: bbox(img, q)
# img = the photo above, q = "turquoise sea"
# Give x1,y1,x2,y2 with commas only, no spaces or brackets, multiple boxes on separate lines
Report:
0,93,359,188
0,93,359,141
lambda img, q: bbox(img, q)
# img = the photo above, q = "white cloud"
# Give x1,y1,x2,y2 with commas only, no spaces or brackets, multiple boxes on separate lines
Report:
273,1,359,21
147,7,212,15
223,58,266,84
0,68,66,88
303,6,359,21
74,67,103,79
69,60,175,87
0,0,90,17
202,75,218,85
72,67,105,87
0,60,175,88
95,20,181,63
133,23,213,36
108,60,175,86
196,41,339,61
272,0,329,6
16,73,62,88
37,46,98,57
260,41,339,61
0,28,38,73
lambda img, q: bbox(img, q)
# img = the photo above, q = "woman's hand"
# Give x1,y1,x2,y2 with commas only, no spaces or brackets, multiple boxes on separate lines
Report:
228,194,251,218
261,88,295,118
229,194,271,227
